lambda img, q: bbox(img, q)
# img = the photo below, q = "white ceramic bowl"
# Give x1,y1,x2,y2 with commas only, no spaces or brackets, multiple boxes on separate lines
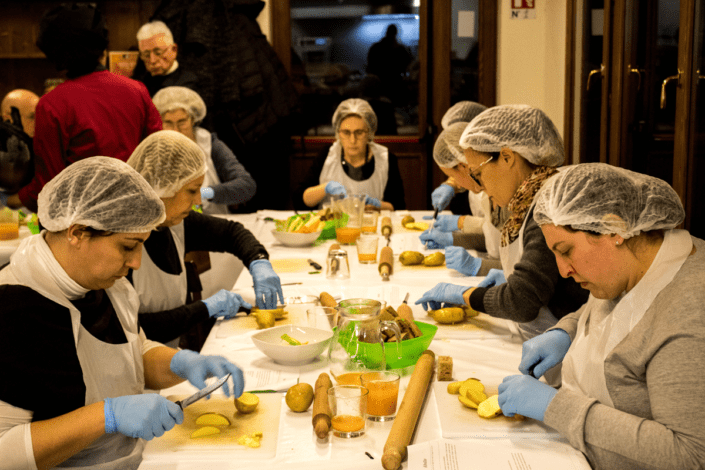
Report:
252,325,333,366
271,229,322,247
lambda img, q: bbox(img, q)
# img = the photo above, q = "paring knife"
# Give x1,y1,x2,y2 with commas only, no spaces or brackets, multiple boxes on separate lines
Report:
175,373,231,409
308,259,322,270
426,207,439,249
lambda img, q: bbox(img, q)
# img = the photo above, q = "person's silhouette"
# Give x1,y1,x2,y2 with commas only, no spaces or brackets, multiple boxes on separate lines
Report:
366,24,413,106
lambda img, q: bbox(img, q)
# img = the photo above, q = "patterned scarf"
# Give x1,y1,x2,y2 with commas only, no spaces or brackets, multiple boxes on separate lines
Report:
501,166,559,247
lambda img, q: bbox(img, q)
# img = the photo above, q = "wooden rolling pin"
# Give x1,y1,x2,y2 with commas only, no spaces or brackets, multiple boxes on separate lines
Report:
312,373,333,439
381,216,393,241
378,245,393,282
382,350,436,470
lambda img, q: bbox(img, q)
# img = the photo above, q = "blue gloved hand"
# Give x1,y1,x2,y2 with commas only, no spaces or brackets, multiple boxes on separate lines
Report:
415,282,470,311
202,289,252,319
422,214,460,232
170,349,245,399
200,187,215,200
249,259,284,309
477,268,507,288
419,228,453,249
498,374,558,421
518,329,572,379
431,184,455,211
104,394,183,440
0,192,7,207
364,195,381,208
445,246,482,276
324,181,347,198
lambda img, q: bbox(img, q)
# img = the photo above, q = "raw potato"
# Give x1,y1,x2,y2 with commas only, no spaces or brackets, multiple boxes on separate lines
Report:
252,307,287,320
195,413,231,427
458,378,485,398
399,251,424,266
459,394,479,409
404,222,429,231
400,215,415,226
428,307,466,324
286,383,314,412
477,394,503,419
466,388,488,405
237,431,263,448
446,381,464,394
190,426,222,438
423,252,445,266
462,305,481,319
319,291,337,308
253,310,276,329
235,392,260,414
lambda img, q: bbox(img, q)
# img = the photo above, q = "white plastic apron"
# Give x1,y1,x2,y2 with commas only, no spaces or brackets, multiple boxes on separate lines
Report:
195,128,229,215
9,235,146,469
498,201,560,342
561,229,692,406
475,192,501,259
319,141,388,206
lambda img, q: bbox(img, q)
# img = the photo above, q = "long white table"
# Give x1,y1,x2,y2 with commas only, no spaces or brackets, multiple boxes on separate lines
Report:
138,210,590,470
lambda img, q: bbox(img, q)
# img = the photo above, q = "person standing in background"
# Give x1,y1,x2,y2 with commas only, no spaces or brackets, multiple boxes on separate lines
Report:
1,89,39,138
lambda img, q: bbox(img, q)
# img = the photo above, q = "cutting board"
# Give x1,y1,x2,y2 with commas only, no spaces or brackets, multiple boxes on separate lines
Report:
433,381,559,438
216,303,309,338
145,393,282,458
271,258,314,273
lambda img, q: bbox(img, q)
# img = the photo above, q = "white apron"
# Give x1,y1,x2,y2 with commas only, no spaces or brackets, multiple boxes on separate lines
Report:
498,201,560,342
319,141,389,206
195,127,229,215
561,229,692,406
475,192,501,259
7,234,146,469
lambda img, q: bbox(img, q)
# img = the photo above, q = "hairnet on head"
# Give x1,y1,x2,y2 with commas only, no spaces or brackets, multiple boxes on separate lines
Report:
534,163,685,239
433,122,469,168
459,105,565,167
441,101,487,129
127,130,206,198
152,87,206,124
37,3,108,78
332,98,378,141
38,157,165,233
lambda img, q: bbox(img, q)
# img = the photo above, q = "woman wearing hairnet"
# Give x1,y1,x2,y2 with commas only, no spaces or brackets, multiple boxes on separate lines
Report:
294,98,406,211
126,130,283,346
0,158,245,469
421,121,509,261
416,105,588,360
498,163,705,469
152,86,256,214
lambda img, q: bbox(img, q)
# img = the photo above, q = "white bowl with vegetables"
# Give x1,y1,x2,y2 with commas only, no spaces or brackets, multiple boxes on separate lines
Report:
271,212,327,247
252,325,333,366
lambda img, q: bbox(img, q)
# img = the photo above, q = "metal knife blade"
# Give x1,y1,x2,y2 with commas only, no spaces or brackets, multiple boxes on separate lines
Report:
176,373,231,409
308,259,322,270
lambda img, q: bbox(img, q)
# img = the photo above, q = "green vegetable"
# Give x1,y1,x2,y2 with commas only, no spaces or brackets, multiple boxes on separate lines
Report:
281,334,302,345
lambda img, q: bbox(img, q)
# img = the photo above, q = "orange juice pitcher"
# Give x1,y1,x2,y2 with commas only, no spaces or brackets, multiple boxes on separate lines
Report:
332,194,364,245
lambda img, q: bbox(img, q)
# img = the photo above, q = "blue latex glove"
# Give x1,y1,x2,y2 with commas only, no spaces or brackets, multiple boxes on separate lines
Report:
445,246,482,276
498,375,558,421
476,268,507,288
422,214,460,232
249,259,284,309
170,349,245,399
200,187,215,200
419,228,453,249
415,282,470,311
324,181,347,198
104,394,183,440
202,289,252,319
0,192,7,207
364,195,381,208
431,184,455,211
518,329,572,379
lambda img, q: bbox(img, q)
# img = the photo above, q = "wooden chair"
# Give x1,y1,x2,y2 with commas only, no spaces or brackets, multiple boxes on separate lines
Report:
179,251,215,352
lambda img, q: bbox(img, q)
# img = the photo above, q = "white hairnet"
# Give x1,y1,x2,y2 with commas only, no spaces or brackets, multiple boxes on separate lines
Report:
332,98,377,141
152,86,206,124
127,130,206,198
441,101,487,129
459,104,565,167
433,122,468,168
38,157,165,233
534,163,685,239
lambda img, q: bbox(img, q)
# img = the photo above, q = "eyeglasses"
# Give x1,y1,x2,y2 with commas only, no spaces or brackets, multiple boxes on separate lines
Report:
139,48,167,60
339,129,368,140
468,155,494,187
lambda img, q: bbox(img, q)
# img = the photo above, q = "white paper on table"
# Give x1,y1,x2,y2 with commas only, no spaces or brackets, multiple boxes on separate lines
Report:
408,438,590,470
244,368,299,392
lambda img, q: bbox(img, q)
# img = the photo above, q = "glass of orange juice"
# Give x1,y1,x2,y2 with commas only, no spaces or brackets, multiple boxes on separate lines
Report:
361,211,379,233
0,208,19,241
333,194,364,244
356,234,379,264
328,385,369,438
360,371,400,421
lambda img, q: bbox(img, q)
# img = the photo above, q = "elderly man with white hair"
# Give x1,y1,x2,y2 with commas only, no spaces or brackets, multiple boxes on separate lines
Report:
135,20,198,96
1,89,40,138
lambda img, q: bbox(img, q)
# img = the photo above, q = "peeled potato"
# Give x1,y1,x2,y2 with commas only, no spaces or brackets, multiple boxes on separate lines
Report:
458,378,485,398
404,222,429,231
465,388,488,405
459,394,479,409
195,413,231,427
253,310,276,329
191,426,222,438
477,394,503,419
235,392,260,414
446,381,464,394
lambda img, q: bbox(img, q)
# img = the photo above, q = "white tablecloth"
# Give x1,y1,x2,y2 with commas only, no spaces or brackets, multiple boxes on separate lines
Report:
139,210,590,470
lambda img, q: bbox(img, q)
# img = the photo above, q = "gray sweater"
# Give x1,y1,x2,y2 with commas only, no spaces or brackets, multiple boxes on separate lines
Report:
544,235,705,469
